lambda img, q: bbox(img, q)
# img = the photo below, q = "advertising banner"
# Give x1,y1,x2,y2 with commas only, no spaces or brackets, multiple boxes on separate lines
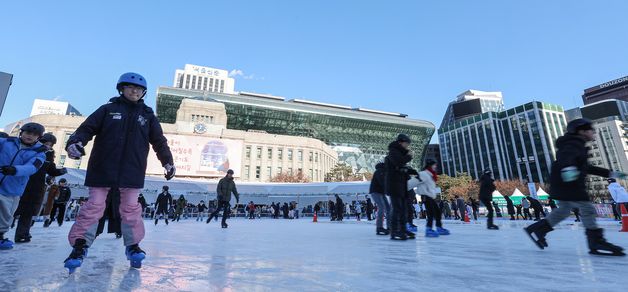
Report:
147,134,242,177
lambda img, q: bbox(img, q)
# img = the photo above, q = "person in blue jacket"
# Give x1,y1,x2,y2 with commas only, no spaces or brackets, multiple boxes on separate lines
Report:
0,123,47,249
63,72,175,272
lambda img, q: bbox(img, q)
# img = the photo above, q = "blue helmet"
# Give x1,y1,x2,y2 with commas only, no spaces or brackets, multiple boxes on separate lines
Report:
117,72,147,92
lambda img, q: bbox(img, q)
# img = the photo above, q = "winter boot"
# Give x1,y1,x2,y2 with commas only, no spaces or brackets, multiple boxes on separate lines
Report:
43,219,51,228
165,219,169,225
376,227,389,235
405,230,416,239
487,217,499,230
221,222,228,228
206,214,213,224
586,228,625,256
390,230,407,240
154,218,158,225
524,219,553,250
437,227,450,235
14,235,30,244
425,228,439,237
0,233,14,250
64,239,88,274
126,244,146,268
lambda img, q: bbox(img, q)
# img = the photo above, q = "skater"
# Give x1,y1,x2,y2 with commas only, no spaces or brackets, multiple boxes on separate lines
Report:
451,198,459,220
469,197,479,220
14,133,67,243
548,199,558,211
524,118,626,256
504,195,516,220
247,201,255,219
155,186,173,225
365,197,374,221
572,208,581,222
329,200,336,221
95,188,122,239
207,169,239,228
354,201,362,221
196,200,207,222
63,72,175,272
0,123,47,250
515,204,524,220
607,178,628,219
42,177,60,227
456,195,466,222
478,169,499,230
137,194,148,217
527,195,543,221
335,194,344,221
406,191,418,231
174,195,186,222
416,159,449,237
385,134,415,240
521,196,532,220
369,162,390,235
49,178,72,226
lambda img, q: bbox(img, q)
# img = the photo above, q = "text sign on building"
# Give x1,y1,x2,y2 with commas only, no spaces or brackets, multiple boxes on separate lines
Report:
0,72,13,117
30,99,69,116
146,134,243,178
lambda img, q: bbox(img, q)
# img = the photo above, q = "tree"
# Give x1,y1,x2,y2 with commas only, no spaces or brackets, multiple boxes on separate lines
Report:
270,171,310,183
324,163,362,182
494,180,528,197
436,172,477,201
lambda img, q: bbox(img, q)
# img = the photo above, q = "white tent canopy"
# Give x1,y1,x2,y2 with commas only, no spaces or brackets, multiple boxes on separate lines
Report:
537,187,550,197
492,190,503,197
511,188,525,197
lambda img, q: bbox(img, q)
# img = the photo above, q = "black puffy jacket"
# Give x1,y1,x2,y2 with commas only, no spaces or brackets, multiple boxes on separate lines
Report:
20,150,66,204
478,173,496,201
384,141,413,197
66,96,173,188
549,133,609,201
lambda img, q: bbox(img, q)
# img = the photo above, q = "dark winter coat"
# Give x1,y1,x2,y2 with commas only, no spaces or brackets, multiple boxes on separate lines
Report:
55,186,72,203
66,96,173,188
197,203,207,213
335,197,344,213
19,150,66,204
366,198,374,214
176,197,186,213
504,196,515,215
138,195,148,209
155,191,173,211
549,133,610,201
384,141,412,197
369,162,386,194
478,173,496,201
217,176,239,203
528,196,543,210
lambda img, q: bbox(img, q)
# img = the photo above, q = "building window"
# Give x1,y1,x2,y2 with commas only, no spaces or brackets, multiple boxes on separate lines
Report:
278,149,283,160
256,147,262,159
203,77,208,91
209,78,214,91
244,166,250,179
255,166,261,179
214,79,220,91
245,146,251,159
309,169,313,179
309,151,313,162
185,74,191,89
191,76,197,89
288,149,293,161
277,167,282,174
220,80,225,93
289,167,293,175
267,148,273,160
297,150,303,162
315,153,319,163
267,166,272,178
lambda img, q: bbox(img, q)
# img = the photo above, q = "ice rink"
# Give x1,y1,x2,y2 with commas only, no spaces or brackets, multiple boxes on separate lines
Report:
1,217,627,291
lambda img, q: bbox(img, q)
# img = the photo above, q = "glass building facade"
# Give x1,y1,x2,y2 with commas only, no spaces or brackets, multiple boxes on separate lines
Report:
155,87,435,172
438,101,566,184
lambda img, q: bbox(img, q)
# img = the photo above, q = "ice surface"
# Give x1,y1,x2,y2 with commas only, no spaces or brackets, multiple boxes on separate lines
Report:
1,217,627,291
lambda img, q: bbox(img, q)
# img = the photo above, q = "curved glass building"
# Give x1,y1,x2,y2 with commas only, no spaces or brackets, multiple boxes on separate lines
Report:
156,87,435,172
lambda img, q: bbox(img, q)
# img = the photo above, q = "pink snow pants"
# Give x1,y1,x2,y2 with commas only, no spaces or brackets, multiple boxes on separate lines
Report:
68,187,144,247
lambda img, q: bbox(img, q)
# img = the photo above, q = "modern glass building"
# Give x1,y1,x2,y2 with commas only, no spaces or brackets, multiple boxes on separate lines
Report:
438,101,566,184
155,87,435,172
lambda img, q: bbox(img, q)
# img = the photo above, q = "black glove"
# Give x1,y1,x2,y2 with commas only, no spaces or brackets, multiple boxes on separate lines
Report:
164,164,176,180
59,168,68,175
1,166,17,176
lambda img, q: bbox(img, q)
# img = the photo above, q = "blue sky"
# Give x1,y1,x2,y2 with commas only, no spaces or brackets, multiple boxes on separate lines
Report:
1,1,627,143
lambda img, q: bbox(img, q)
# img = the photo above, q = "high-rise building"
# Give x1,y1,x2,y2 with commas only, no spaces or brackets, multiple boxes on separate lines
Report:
423,144,442,174
440,90,504,128
439,101,566,184
582,75,628,105
156,87,435,173
173,64,235,94
566,99,628,201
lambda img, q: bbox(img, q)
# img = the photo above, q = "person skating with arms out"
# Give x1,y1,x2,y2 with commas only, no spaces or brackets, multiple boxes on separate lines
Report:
524,118,626,256
63,73,175,273
0,123,47,250
207,169,239,228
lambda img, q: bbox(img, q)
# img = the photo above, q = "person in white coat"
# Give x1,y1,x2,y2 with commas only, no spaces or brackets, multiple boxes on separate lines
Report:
415,159,449,237
608,178,628,217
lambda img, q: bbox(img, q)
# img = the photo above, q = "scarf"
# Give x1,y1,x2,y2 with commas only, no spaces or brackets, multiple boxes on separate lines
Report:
427,168,438,182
